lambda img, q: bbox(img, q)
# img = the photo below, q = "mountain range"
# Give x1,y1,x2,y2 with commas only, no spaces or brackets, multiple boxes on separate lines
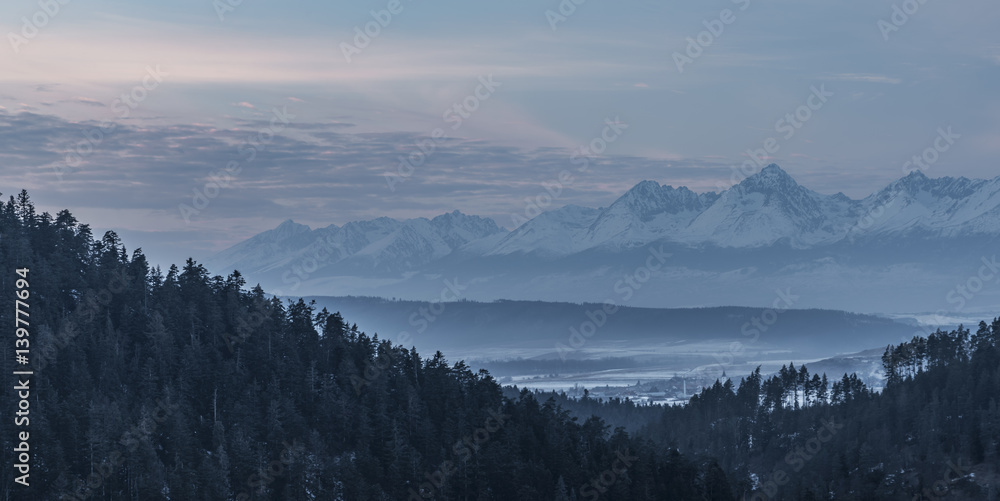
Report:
205,165,1000,313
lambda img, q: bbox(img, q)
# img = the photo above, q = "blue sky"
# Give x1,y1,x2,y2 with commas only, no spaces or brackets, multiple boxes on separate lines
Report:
1,0,998,267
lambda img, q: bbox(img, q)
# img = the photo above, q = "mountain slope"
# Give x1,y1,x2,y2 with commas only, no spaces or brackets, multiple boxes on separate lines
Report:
855,170,1000,239
487,205,601,257
206,211,506,276
681,164,857,248
210,165,1000,268
204,165,1000,312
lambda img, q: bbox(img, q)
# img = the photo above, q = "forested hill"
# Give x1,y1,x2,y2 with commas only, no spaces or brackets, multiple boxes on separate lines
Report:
524,326,1000,500
2,190,998,500
0,193,732,499
645,323,1000,499
301,295,915,356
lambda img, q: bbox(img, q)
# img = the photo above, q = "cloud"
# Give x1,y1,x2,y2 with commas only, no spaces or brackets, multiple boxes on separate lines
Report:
2,104,996,266
231,118,357,130
73,97,105,107
0,110,729,255
0,26,644,89
829,73,902,85
0,0,995,266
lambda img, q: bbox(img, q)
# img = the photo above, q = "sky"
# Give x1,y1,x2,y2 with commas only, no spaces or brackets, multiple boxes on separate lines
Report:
0,0,998,268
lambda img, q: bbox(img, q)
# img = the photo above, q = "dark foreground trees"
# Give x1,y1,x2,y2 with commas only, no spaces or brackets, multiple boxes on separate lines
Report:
2,191,998,500
0,192,729,500
639,328,1000,499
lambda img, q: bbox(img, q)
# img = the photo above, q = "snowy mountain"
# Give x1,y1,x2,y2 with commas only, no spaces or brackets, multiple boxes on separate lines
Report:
680,164,857,248
852,170,1000,240
205,165,1000,313
573,182,715,252
204,211,506,277
206,219,316,275
487,205,601,257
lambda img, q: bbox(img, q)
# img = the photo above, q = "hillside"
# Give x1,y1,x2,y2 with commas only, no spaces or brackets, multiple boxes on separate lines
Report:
301,295,919,359
0,192,731,500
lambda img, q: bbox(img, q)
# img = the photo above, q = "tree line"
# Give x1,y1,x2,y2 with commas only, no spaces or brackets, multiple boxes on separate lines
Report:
0,192,733,499
1,190,998,500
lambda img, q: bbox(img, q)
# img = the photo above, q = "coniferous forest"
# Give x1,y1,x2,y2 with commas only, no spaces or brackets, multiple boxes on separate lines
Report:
1,192,999,500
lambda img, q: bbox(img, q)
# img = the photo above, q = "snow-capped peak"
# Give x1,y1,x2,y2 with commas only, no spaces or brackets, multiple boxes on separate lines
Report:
612,181,709,219
737,164,800,194
271,219,312,238
429,210,507,249
208,165,1000,281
